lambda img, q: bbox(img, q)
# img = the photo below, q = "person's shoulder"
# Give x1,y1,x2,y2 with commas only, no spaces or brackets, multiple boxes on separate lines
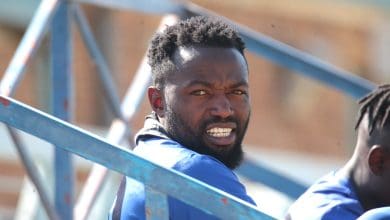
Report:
287,172,364,220
173,153,230,177
136,137,228,172
318,199,364,220
173,154,256,204
134,137,196,167
298,171,354,196
287,199,362,220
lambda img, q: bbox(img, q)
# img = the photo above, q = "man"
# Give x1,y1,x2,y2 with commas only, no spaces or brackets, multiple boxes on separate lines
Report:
109,16,255,219
286,84,390,220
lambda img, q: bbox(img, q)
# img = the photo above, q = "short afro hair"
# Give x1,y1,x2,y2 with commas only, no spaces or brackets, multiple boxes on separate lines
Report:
147,16,246,89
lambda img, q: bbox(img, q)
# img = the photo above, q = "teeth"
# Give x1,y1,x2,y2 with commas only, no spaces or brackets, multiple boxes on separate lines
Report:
207,127,232,137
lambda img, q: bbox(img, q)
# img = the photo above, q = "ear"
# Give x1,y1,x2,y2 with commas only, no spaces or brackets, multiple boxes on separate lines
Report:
147,87,164,116
368,145,386,175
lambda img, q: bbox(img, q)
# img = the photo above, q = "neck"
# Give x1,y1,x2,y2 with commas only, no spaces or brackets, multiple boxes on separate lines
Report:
343,151,379,211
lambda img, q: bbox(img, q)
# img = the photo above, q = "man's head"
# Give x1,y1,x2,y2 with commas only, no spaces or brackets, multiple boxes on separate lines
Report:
147,16,250,169
353,84,390,209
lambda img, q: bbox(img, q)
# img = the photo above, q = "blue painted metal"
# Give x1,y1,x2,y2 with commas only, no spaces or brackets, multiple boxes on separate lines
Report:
0,95,276,220
145,187,169,220
75,0,183,14
51,1,74,219
73,5,124,121
74,57,152,219
182,3,376,99
348,0,390,7
74,15,179,220
240,29,375,99
236,159,307,199
120,56,152,122
0,0,60,96
121,15,179,120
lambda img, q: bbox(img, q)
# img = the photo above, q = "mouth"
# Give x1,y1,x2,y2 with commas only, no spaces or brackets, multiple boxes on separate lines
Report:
206,127,233,137
205,123,236,147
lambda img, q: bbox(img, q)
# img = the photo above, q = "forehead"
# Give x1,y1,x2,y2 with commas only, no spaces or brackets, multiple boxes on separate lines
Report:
169,46,248,86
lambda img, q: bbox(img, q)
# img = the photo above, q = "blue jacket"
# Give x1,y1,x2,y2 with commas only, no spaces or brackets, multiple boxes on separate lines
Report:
109,114,255,219
287,171,364,220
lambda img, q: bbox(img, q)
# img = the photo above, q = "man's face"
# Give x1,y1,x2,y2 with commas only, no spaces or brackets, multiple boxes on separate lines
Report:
160,46,250,169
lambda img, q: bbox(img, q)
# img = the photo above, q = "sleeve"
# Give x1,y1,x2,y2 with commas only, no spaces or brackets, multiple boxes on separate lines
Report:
321,202,364,220
357,207,390,220
287,193,362,220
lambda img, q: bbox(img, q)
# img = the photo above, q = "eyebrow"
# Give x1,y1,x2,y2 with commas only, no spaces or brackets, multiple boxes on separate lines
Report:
184,80,248,88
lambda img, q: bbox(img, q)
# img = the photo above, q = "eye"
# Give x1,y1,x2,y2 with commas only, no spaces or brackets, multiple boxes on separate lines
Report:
231,90,247,95
191,90,207,96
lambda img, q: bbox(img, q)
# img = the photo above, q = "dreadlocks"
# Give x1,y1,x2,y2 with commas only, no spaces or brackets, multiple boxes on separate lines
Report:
355,84,390,134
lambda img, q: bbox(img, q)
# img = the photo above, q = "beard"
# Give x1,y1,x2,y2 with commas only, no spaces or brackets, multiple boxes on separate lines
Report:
164,107,250,169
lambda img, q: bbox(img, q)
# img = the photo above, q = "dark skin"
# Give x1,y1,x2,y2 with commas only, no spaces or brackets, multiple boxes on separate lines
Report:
148,46,250,168
339,114,390,211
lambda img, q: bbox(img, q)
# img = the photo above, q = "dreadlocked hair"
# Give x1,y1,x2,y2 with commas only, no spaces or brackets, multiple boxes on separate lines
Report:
147,16,245,89
355,84,390,134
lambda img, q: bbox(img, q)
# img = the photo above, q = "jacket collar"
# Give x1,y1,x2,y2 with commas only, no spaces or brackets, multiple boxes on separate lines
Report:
135,113,170,145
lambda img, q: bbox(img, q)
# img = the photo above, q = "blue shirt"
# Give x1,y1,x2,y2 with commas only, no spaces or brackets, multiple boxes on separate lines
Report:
109,115,255,220
287,171,364,220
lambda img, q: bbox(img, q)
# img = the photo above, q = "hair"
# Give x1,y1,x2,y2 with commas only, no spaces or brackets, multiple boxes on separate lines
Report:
355,84,390,134
147,16,246,89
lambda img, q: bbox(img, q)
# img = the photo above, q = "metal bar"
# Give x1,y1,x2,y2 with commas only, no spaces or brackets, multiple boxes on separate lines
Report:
73,0,183,14
0,0,60,96
8,127,59,220
74,15,180,220
73,5,124,120
51,1,74,219
0,95,276,220
236,159,307,199
145,187,169,220
182,3,376,99
74,119,127,220
347,0,390,8
120,55,152,121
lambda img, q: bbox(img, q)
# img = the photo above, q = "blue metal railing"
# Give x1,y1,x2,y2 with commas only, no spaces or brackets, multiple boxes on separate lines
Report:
0,0,378,219
182,3,376,99
51,1,73,218
0,95,275,220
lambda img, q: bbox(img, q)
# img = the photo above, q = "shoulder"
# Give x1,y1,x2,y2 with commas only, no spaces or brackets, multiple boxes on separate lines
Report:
134,138,197,167
174,153,232,179
287,172,364,220
135,138,255,204
174,154,256,205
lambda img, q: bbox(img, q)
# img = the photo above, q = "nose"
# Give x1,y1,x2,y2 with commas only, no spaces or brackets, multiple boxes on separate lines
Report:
209,93,233,119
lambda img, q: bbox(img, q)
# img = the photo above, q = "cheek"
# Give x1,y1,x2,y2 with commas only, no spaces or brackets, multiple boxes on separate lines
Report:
170,98,203,123
233,99,251,115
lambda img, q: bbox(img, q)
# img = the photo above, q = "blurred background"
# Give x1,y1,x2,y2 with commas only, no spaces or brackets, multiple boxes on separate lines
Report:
0,0,389,219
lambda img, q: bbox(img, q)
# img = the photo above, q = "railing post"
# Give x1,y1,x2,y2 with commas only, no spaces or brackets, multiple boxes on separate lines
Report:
51,1,74,219
145,187,169,220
